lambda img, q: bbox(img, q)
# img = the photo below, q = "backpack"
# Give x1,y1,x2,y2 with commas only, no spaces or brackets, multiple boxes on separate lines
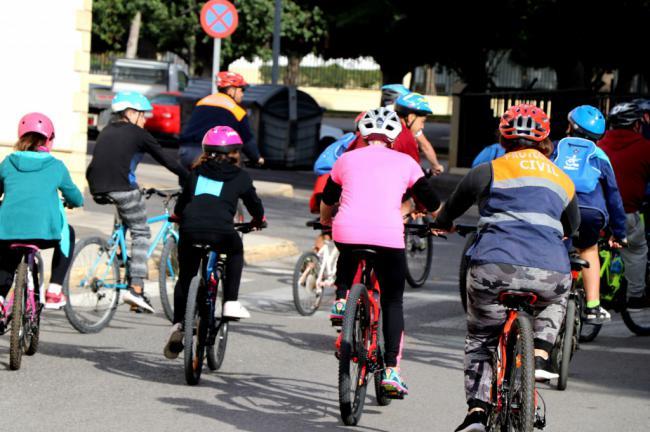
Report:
472,143,505,168
313,132,356,175
553,137,602,193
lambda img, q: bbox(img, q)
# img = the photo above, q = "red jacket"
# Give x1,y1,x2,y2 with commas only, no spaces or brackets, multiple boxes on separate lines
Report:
599,129,650,213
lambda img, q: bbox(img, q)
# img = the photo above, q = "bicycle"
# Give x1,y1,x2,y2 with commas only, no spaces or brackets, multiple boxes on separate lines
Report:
64,188,181,333
337,223,434,426
486,289,546,432
455,224,478,312
0,244,45,370
550,254,589,390
580,237,650,341
404,214,434,288
292,219,338,316
184,222,265,385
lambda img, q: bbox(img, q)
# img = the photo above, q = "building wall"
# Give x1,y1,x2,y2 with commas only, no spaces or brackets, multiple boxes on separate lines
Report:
0,0,92,186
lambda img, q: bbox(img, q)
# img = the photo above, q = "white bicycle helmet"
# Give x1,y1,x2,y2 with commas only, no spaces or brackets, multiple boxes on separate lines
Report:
358,107,402,144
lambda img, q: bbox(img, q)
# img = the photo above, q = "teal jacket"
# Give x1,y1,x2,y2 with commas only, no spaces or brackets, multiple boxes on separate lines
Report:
0,152,83,251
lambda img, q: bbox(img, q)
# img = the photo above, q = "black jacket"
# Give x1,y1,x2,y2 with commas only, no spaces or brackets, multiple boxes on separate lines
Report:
86,122,188,194
174,159,264,235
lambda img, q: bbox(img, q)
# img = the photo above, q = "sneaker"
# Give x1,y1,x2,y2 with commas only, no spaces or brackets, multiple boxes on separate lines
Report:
454,411,488,432
123,287,155,313
381,367,409,396
627,296,650,312
223,301,250,319
584,305,611,324
330,298,346,322
163,323,184,359
130,293,154,314
44,291,67,310
535,356,559,381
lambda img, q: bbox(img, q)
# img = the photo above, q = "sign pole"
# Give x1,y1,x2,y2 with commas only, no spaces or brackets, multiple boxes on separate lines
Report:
271,0,281,85
212,38,221,94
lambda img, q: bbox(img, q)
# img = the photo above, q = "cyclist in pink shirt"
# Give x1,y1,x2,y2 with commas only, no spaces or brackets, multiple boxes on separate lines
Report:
320,107,442,396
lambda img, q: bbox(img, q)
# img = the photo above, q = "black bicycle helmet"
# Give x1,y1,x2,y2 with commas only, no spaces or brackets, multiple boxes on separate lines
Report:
608,102,642,128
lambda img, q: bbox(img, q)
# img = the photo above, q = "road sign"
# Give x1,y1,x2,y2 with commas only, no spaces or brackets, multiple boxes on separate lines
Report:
200,0,239,39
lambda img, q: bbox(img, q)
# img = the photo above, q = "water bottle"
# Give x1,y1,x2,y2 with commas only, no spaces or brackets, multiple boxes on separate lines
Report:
610,255,624,274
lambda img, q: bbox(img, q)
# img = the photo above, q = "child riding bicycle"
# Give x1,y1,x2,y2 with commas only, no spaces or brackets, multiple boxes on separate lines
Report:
164,126,265,360
86,91,188,313
0,113,83,312
320,107,442,397
434,104,580,432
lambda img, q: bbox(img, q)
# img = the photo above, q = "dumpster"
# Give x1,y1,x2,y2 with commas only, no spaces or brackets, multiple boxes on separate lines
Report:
242,85,323,168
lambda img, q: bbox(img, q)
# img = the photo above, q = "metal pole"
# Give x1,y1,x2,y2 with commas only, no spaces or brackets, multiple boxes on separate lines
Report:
212,38,221,94
271,0,281,84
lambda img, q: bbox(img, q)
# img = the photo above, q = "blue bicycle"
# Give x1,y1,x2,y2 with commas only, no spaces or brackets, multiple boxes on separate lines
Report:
63,188,180,333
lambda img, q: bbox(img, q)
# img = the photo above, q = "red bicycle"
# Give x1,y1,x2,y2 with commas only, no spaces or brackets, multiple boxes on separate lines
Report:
488,290,546,431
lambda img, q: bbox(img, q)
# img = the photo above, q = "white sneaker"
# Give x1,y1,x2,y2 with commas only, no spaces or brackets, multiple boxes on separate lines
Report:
223,301,250,319
163,323,184,359
123,288,155,313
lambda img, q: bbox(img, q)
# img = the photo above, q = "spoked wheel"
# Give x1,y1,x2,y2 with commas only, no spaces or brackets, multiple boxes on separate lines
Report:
184,276,208,385
159,236,179,323
338,284,370,426
404,216,433,288
292,252,323,316
24,259,41,356
9,261,28,370
556,298,577,390
621,286,650,336
207,287,229,371
373,345,391,407
64,237,120,333
458,231,476,312
504,315,536,432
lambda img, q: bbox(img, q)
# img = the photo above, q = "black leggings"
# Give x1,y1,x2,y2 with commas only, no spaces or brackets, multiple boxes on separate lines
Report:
173,231,244,324
0,226,76,298
334,242,407,367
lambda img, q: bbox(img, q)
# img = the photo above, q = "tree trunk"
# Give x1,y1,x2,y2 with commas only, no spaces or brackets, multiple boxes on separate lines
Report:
125,11,142,59
284,55,300,86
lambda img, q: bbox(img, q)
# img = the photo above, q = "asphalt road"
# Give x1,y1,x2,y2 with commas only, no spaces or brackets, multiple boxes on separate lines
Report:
1,165,649,431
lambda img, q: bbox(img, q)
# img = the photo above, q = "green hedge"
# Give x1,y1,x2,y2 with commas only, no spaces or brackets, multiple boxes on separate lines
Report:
260,64,381,89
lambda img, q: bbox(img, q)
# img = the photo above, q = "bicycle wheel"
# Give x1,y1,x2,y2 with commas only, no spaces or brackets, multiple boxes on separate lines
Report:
338,283,370,426
159,236,179,323
24,260,41,356
404,216,433,288
292,251,323,316
505,315,535,432
9,261,27,370
556,298,577,390
458,231,476,312
64,237,120,333
621,307,650,336
184,275,208,385
207,282,229,371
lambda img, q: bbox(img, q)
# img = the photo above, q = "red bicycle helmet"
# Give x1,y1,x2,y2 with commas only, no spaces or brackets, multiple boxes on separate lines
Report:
216,71,249,89
499,104,550,142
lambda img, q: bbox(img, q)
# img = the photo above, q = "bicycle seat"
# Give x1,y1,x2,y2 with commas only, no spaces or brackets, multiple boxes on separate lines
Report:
92,194,116,205
9,243,40,252
569,256,589,270
498,290,538,308
350,249,377,259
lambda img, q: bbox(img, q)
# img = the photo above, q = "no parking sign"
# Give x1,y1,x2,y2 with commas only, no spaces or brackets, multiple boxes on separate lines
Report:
200,0,239,39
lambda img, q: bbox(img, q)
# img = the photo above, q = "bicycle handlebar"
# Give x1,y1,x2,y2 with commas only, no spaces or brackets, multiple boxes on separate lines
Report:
142,187,182,200
234,221,267,233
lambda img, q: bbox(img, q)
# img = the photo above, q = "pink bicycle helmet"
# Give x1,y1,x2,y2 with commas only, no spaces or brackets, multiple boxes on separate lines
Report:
18,112,55,151
202,126,243,153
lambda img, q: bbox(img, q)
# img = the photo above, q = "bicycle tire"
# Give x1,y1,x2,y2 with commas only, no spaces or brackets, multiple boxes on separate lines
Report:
159,236,179,323
24,259,41,356
292,251,323,316
506,315,536,432
458,232,476,312
404,216,433,288
207,275,229,371
621,308,650,336
63,237,120,334
338,283,370,426
184,275,207,385
579,322,602,342
557,298,577,390
9,261,27,370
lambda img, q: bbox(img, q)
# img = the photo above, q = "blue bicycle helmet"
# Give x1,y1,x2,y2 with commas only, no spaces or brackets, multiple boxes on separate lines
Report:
380,84,410,107
111,91,153,112
567,105,606,140
395,92,433,117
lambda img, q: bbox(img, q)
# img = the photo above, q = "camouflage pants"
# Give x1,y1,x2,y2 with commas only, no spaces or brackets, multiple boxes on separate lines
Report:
464,263,570,405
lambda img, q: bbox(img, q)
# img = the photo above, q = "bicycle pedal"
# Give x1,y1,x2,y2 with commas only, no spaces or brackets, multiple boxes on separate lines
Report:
334,351,341,360
534,414,546,429
385,390,405,400
330,318,342,327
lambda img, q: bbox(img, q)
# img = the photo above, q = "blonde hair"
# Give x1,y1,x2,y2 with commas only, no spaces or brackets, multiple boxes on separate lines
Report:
14,133,46,152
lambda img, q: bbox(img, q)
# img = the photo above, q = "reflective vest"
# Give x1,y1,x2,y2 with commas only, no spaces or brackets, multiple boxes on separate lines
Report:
471,149,576,273
196,93,247,121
